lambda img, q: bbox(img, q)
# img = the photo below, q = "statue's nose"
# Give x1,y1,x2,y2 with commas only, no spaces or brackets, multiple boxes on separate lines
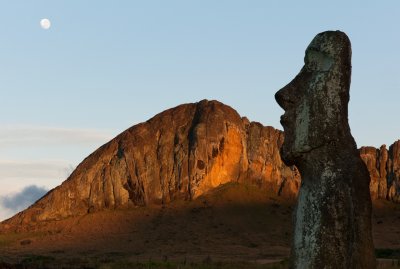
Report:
275,71,304,110
275,86,292,111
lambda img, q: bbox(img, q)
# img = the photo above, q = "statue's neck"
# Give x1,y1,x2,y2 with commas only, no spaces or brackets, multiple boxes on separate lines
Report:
295,143,358,181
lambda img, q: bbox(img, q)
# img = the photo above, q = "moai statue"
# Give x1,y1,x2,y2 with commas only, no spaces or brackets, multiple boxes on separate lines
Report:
275,31,376,268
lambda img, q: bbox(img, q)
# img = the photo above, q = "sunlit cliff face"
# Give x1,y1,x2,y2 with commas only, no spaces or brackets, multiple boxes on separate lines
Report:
275,31,352,166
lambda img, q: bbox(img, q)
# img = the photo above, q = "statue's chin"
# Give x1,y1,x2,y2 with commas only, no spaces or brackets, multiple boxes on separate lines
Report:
279,146,297,166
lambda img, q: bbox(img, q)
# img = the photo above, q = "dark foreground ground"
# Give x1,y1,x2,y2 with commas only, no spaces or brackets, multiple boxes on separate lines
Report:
0,183,399,268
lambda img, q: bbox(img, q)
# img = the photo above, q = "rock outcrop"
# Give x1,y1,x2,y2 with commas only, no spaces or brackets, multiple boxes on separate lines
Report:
360,145,388,200
1,98,399,233
360,141,400,202
275,31,375,268
388,141,400,202
1,100,300,228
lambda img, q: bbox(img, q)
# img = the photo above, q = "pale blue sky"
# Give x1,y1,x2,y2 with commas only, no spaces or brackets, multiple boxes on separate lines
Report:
0,1,399,219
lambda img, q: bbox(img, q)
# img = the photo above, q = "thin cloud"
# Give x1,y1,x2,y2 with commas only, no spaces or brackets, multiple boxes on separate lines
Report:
0,125,114,148
0,125,115,195
0,207,14,222
0,160,74,198
0,159,70,179
0,185,48,213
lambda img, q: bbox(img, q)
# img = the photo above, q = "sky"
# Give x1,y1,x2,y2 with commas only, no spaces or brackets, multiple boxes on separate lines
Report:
0,1,399,220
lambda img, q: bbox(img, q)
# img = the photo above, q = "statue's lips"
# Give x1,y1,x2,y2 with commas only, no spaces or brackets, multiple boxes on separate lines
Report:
280,114,289,128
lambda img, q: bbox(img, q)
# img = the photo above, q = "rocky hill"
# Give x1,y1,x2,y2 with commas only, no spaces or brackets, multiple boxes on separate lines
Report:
1,100,300,229
1,100,399,231
360,142,400,202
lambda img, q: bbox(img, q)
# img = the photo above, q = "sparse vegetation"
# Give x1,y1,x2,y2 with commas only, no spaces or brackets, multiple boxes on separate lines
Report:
0,231,49,249
0,232,35,247
1,253,400,268
0,257,289,269
0,185,399,269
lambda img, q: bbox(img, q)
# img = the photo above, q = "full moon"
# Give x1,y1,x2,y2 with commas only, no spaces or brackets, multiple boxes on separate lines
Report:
40,18,51,30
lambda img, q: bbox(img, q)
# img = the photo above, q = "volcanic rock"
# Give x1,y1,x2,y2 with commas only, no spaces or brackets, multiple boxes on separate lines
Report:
388,141,400,202
359,142,400,202
360,145,388,200
1,98,399,237
1,100,300,229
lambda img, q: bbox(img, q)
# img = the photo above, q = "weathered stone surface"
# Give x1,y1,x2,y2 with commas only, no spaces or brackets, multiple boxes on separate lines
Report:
275,31,376,268
388,141,400,202
244,121,300,197
359,142,400,202
0,100,300,230
360,145,388,200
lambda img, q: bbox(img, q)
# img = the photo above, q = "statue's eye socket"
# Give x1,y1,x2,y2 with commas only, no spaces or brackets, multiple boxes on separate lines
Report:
305,50,333,72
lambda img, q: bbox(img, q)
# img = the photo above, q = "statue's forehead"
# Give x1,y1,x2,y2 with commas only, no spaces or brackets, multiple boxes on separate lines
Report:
306,33,345,58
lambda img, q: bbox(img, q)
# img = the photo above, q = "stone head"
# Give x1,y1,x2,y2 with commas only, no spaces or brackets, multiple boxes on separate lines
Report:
275,31,353,166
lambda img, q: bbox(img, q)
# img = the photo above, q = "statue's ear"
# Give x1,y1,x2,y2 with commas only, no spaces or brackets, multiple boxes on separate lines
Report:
304,49,333,72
